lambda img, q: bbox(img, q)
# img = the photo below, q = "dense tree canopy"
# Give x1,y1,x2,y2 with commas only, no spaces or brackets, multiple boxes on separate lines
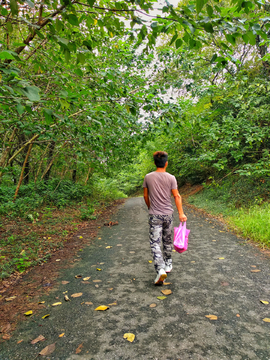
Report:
0,0,269,193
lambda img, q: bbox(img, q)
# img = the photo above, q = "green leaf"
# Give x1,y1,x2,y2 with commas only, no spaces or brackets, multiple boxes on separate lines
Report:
210,54,217,63
196,0,205,14
175,38,183,49
0,51,16,60
202,23,214,33
206,4,213,17
74,68,83,76
87,0,96,5
1,7,8,16
242,34,249,44
10,0,19,15
44,109,54,125
225,34,236,45
6,22,13,33
77,53,85,64
23,86,41,102
25,0,35,8
170,34,178,45
67,14,79,27
247,31,256,45
16,104,25,115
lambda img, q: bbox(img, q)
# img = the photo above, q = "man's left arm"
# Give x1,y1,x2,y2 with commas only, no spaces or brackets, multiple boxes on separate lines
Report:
144,187,150,209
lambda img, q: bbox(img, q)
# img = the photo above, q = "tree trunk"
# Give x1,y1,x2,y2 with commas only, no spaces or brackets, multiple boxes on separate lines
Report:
43,141,55,183
14,143,33,201
0,128,16,182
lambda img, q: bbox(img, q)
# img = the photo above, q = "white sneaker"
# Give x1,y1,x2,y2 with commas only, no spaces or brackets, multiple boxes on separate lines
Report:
154,268,167,285
165,264,172,273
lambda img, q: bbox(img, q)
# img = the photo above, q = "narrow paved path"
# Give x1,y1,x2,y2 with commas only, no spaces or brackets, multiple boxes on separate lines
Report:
1,198,270,360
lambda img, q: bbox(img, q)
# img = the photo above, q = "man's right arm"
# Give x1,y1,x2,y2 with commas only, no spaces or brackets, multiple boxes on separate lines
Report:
172,189,187,222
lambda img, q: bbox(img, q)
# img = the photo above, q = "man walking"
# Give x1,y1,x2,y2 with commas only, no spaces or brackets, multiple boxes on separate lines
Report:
143,151,187,285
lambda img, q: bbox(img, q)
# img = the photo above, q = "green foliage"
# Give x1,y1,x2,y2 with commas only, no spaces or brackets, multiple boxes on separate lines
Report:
228,203,270,246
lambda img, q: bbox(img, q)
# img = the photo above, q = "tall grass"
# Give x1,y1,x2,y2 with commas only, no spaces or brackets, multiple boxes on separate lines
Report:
228,203,270,246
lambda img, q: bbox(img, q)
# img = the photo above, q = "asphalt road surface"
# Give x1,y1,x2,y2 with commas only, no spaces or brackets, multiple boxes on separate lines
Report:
1,197,270,360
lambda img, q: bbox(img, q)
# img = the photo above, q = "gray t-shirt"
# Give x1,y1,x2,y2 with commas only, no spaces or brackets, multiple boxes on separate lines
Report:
143,171,178,215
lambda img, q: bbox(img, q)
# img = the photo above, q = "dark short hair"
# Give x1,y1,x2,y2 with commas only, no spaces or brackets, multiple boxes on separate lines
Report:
153,151,168,168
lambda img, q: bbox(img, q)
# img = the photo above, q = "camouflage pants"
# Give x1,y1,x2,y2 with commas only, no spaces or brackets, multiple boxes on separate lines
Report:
148,214,173,273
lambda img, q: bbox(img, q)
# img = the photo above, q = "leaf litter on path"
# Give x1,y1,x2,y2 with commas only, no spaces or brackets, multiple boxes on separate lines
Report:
95,305,109,311
161,289,172,295
71,293,83,298
205,314,218,320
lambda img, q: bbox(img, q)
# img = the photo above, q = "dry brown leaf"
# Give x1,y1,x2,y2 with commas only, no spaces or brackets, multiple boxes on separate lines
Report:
161,289,172,295
75,275,82,278
83,277,90,281
17,340,23,344
251,269,261,273
64,295,70,301
129,251,135,254
62,281,70,285
149,303,157,308
2,334,11,340
85,302,93,306
5,296,16,302
76,343,83,354
31,335,45,344
251,265,257,268
39,343,55,356
1,323,11,333
71,293,83,298
163,282,171,285
236,314,240,317
108,302,117,306
205,314,218,320
95,285,99,288
123,333,135,342
117,244,122,246
93,280,101,283
95,305,109,311
38,301,45,304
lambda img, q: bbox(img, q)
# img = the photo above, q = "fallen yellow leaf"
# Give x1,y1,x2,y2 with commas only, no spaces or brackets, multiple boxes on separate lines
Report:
123,333,135,342
218,257,225,260
251,269,261,273
93,280,101,283
163,282,171,285
71,293,83,298
95,305,109,311
263,318,270,322
148,260,152,263
96,268,102,271
38,301,45,304
106,246,112,249
108,302,117,306
83,277,91,281
42,314,50,319
59,333,65,338
64,295,70,301
260,300,269,305
161,289,172,295
205,314,218,320
157,296,167,300
52,302,62,306
24,310,33,316
5,296,16,302
85,302,93,305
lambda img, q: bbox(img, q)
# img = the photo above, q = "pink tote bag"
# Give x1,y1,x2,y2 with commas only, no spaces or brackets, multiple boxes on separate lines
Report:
173,222,190,253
